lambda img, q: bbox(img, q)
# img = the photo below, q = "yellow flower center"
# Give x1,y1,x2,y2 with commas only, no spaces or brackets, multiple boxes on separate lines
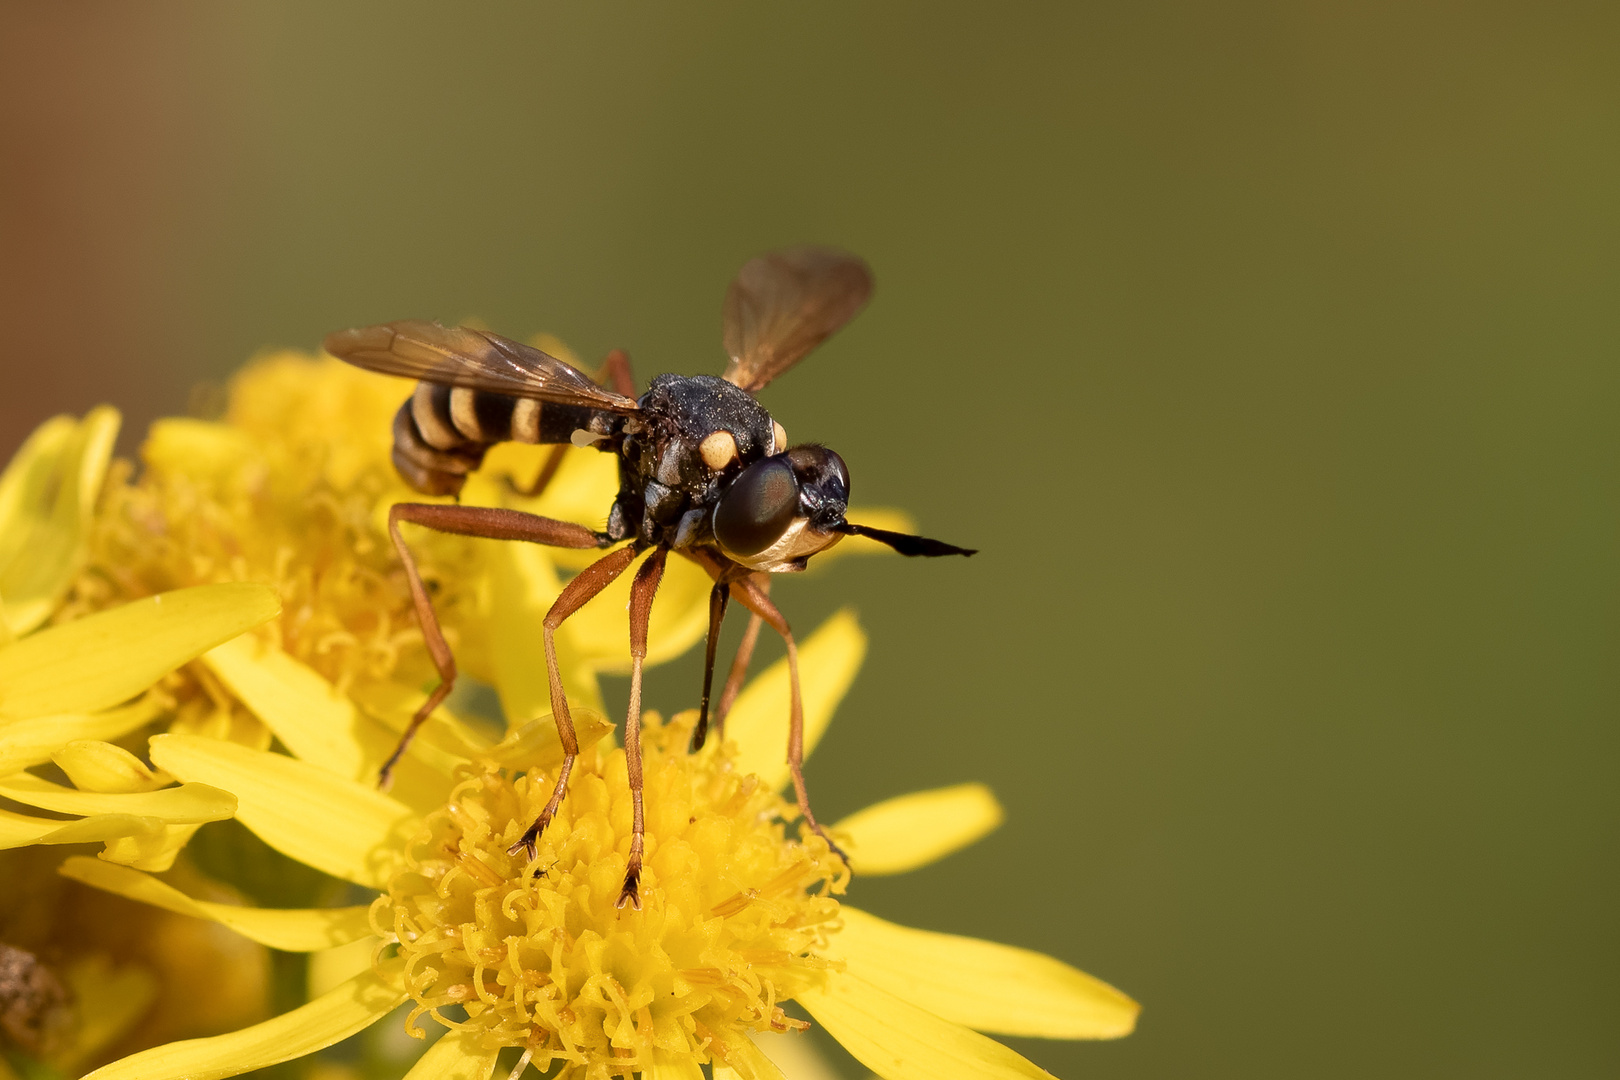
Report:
374,713,847,1080
67,355,483,699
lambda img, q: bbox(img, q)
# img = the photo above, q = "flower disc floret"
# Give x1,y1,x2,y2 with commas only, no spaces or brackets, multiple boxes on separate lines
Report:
375,714,848,1080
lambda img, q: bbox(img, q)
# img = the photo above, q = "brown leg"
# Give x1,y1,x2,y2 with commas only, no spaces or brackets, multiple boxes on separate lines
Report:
597,348,636,398
382,503,607,788
508,543,642,861
726,576,846,863
618,547,667,909
677,550,762,740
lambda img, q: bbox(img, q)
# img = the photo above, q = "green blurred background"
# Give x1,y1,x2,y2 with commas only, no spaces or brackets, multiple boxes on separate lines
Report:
3,4,1616,1077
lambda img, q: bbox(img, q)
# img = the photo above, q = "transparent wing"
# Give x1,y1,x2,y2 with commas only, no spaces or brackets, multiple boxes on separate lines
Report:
721,247,874,393
324,320,640,413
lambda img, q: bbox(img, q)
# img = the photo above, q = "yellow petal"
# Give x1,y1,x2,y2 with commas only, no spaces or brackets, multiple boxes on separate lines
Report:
52,739,169,793
97,821,203,872
0,772,235,823
727,609,866,788
58,855,373,951
797,971,1053,1080
0,416,76,587
0,807,157,849
646,1050,705,1080
565,550,712,673
202,635,370,774
721,1033,797,1080
0,699,160,774
307,936,377,997
834,783,1004,876
488,539,603,721
350,679,493,764
493,440,620,539
833,907,1138,1039
400,1030,499,1079
0,406,120,636
149,733,416,889
81,966,406,1080
202,636,456,815
0,583,281,720
479,710,615,772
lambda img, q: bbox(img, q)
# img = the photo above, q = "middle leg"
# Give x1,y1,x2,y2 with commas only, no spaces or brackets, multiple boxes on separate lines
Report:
618,546,667,909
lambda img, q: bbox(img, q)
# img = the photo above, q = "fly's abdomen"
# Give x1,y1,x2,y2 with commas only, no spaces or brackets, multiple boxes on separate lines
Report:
391,382,608,496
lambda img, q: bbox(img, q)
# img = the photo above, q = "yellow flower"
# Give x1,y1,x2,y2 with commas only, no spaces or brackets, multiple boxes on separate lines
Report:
0,407,283,863
7,351,1128,1080
70,615,1137,1080
0,408,287,1073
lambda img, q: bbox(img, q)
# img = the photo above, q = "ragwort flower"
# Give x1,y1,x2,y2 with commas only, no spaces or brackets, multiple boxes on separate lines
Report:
70,613,1137,1080
1,407,286,1073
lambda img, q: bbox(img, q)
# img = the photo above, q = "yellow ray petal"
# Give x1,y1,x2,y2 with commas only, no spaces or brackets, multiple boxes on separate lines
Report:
0,699,160,774
97,821,202,872
646,1050,705,1080
202,635,456,815
0,406,120,636
726,609,866,788
0,416,76,574
58,856,373,951
52,739,169,793
0,772,235,823
81,966,406,1080
488,539,603,723
478,710,615,772
834,783,1004,876
0,583,280,720
565,549,712,673
307,936,377,997
797,971,1053,1080
718,1033,794,1080
350,679,493,763
0,807,157,849
494,438,618,521
833,907,1138,1039
149,733,416,889
202,635,371,775
401,1029,499,1079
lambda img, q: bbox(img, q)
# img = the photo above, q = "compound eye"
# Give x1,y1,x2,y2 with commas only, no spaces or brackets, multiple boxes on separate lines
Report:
713,457,800,557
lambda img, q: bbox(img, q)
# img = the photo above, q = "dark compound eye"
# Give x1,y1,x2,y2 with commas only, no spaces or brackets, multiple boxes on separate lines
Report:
713,456,800,557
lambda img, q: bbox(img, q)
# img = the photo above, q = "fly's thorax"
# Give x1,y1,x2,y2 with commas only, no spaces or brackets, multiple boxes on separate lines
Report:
613,374,785,545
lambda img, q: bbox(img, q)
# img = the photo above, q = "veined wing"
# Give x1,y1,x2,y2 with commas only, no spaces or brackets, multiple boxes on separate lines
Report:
324,320,640,413
721,247,874,393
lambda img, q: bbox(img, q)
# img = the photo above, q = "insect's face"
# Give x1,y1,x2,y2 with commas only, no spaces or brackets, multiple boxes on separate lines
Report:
711,445,849,571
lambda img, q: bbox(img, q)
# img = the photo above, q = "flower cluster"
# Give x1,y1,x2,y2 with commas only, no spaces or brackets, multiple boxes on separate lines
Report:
1,352,1137,1080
